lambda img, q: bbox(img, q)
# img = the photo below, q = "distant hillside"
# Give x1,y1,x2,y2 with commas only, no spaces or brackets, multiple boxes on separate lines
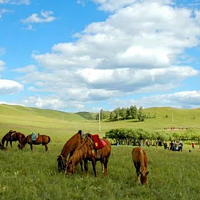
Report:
76,112,97,120
0,104,86,122
0,104,200,136
144,107,200,121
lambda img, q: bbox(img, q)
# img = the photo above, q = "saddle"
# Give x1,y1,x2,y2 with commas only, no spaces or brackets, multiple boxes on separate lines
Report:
31,133,38,142
90,134,106,149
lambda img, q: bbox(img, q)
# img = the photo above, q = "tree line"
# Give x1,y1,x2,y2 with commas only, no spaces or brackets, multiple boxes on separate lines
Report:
96,105,147,122
105,128,200,145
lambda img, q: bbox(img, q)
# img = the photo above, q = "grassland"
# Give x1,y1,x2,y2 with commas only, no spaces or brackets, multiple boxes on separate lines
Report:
0,104,200,200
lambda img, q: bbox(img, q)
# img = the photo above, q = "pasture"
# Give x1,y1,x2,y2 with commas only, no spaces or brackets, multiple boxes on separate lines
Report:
1,143,200,200
1,104,200,199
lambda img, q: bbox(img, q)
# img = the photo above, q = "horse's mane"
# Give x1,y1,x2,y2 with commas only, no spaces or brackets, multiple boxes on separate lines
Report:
60,131,83,157
76,136,92,150
68,136,93,165
139,148,147,174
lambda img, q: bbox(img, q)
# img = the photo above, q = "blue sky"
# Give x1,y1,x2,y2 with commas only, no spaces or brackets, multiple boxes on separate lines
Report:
0,0,200,112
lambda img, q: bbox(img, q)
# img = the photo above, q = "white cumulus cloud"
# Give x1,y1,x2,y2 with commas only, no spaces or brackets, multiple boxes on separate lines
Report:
22,10,56,24
91,0,172,11
111,91,200,109
15,0,200,110
0,79,23,95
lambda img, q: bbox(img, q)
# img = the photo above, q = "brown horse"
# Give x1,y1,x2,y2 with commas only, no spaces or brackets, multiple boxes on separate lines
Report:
11,131,25,144
66,133,111,177
1,130,25,147
57,130,83,172
18,134,51,151
132,147,149,185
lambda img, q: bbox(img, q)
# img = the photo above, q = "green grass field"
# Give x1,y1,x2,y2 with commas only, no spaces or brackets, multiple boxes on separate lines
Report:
0,104,200,200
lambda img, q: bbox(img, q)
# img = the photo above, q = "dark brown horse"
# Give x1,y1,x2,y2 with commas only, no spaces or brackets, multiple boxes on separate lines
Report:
57,130,83,172
18,134,51,151
132,147,149,185
66,133,111,177
1,130,25,147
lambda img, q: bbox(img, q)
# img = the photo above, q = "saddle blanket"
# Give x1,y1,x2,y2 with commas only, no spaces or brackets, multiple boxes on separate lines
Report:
91,134,106,149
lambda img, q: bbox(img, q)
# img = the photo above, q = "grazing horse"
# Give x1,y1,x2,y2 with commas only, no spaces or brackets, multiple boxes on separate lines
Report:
18,134,51,151
57,130,83,172
66,134,111,177
132,147,149,185
1,130,25,147
11,131,25,144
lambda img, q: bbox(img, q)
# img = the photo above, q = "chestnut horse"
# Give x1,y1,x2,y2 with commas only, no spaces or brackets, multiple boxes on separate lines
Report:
66,133,111,177
18,134,51,151
57,130,83,172
132,147,149,185
1,130,25,147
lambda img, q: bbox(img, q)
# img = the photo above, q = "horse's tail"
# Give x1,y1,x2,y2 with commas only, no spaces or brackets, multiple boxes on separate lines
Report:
48,136,51,143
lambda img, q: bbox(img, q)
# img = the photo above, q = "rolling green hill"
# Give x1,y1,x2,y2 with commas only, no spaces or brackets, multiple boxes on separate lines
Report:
0,104,86,121
0,104,92,139
0,104,200,139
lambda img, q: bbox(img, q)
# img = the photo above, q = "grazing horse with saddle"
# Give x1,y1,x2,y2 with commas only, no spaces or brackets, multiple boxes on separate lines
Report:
132,147,149,185
65,133,111,177
18,132,51,151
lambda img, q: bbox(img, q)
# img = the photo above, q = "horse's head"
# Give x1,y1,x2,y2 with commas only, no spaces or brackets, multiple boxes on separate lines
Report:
57,155,66,172
18,143,24,149
65,159,75,175
140,171,149,185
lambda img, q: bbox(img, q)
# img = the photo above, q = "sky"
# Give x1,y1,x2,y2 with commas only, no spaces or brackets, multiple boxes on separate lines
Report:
0,0,200,112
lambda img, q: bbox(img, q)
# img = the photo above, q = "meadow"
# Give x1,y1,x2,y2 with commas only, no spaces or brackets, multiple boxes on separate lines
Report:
0,104,200,200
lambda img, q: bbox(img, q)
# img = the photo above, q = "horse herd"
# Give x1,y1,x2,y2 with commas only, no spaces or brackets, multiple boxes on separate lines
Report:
0,129,149,185
1,130,51,151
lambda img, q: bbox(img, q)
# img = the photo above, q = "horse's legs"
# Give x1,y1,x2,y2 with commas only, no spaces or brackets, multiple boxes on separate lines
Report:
45,144,48,151
30,144,33,151
10,141,12,148
6,140,8,147
91,159,97,177
84,160,88,178
80,161,83,172
101,161,104,173
134,162,140,182
103,158,109,177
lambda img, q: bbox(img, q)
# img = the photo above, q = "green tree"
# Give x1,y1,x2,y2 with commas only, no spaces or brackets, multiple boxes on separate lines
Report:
126,108,131,119
120,108,127,120
130,105,138,119
114,107,120,121
138,106,145,121
109,111,116,121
